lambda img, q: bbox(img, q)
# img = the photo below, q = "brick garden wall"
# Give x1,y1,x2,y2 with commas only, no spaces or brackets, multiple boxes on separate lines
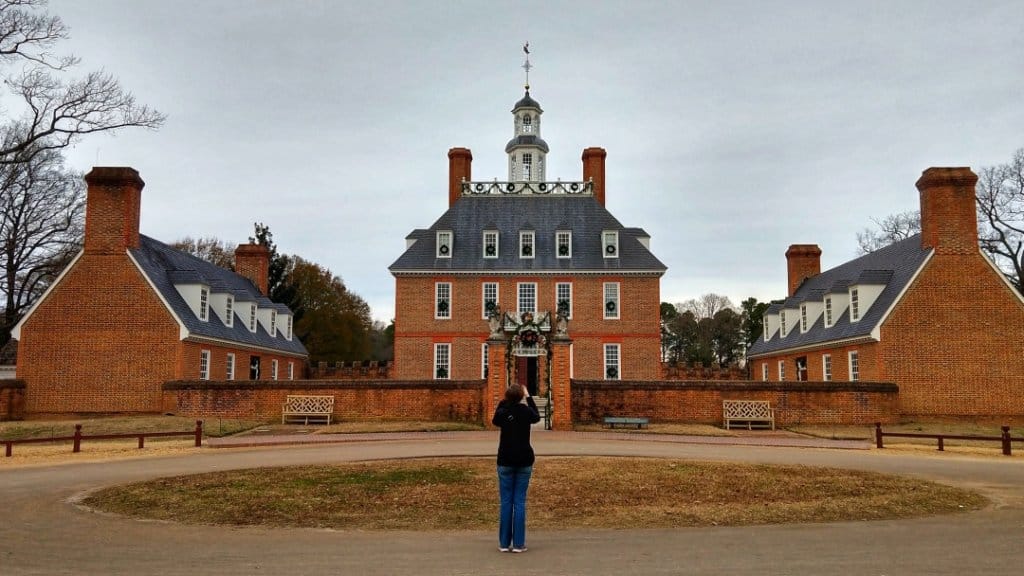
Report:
572,380,899,425
163,380,486,423
0,380,26,421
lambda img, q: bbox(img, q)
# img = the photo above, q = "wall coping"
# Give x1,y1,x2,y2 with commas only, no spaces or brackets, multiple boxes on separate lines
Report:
572,380,899,393
163,380,486,391
0,379,26,390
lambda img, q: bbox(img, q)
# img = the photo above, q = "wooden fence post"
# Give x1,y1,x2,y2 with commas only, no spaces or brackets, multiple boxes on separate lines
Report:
1002,426,1012,456
195,420,203,447
875,422,883,449
73,424,82,453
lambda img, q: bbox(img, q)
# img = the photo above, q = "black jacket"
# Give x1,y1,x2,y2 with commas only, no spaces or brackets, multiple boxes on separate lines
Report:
492,396,541,467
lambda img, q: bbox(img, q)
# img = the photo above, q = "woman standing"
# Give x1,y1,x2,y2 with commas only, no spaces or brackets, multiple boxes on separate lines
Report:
492,383,540,553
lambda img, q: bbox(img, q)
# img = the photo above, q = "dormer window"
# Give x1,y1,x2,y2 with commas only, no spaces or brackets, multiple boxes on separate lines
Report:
436,231,452,258
603,231,619,258
520,231,535,259
763,321,769,341
199,288,209,321
285,315,293,340
780,310,787,337
800,304,808,332
270,309,277,337
248,303,257,333
556,231,571,258
224,295,234,328
483,231,498,259
850,288,861,322
522,114,532,133
824,296,833,327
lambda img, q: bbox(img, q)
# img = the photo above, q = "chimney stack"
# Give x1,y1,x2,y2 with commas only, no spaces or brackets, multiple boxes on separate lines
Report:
916,167,978,255
235,243,270,296
582,147,607,205
448,147,472,207
785,244,822,296
83,167,145,254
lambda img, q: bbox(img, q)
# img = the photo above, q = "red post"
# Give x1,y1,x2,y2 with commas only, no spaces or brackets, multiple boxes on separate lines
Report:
138,436,145,449
938,437,944,451
73,424,82,453
194,420,203,447
4,441,11,457
875,422,883,449
1002,426,1012,456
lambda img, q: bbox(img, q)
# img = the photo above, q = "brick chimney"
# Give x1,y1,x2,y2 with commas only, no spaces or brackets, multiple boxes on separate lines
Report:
83,167,145,254
916,167,979,255
582,147,607,206
235,243,270,296
448,147,472,206
785,244,822,296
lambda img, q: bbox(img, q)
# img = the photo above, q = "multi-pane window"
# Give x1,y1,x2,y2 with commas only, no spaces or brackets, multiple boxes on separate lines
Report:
288,361,295,380
482,343,489,379
603,282,620,319
823,354,832,381
482,282,499,319
522,114,532,133
270,310,277,337
778,360,786,381
800,304,808,332
604,343,620,380
226,353,235,381
556,231,572,258
517,283,537,316
249,304,257,332
780,310,787,337
483,231,499,258
849,351,860,381
435,282,451,319
850,288,860,321
824,296,833,327
436,231,452,258
271,359,279,381
522,153,532,180
603,231,619,258
763,321,769,340
199,288,209,321
761,363,768,381
519,231,535,258
286,315,293,340
224,296,233,327
556,282,572,319
200,350,211,380
435,343,450,379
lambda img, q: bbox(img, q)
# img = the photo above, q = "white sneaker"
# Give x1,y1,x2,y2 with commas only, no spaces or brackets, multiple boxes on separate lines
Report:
499,547,510,553
512,547,527,553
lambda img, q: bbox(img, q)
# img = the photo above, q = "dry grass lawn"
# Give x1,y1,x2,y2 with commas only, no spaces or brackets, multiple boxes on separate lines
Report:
82,456,986,530
318,420,484,434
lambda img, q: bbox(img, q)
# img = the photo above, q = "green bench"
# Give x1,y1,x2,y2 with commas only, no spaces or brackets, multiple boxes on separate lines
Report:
603,416,649,429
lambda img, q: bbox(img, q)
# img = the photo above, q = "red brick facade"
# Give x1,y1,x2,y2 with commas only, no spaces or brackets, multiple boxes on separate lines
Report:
0,381,26,421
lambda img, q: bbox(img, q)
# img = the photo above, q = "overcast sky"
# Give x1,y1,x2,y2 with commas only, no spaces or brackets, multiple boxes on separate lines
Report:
45,0,1024,322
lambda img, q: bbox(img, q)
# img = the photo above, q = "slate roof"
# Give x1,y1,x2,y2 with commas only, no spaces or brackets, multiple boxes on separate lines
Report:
389,195,667,274
130,235,308,356
512,91,542,112
505,134,550,153
747,234,931,357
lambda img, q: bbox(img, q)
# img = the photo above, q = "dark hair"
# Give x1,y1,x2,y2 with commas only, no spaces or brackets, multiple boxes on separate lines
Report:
504,384,525,404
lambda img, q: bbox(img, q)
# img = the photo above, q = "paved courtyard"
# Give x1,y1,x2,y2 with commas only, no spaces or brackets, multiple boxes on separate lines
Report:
2,431,1023,575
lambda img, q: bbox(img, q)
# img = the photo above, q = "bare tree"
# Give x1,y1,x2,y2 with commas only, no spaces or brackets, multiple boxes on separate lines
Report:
0,142,83,343
678,293,734,320
171,236,235,270
0,0,164,164
976,148,1024,293
856,210,920,255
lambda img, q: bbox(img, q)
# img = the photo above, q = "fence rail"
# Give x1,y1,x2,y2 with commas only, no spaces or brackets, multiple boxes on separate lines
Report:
3,421,203,457
875,422,1022,455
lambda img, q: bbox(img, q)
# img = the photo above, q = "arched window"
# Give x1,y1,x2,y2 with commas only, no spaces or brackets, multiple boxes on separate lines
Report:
522,114,532,133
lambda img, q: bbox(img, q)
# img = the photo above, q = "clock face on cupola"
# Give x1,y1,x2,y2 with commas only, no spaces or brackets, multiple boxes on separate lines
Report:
506,43,548,182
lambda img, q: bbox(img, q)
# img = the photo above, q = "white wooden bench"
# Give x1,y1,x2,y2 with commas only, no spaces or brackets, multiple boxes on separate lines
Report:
723,400,774,430
281,395,334,425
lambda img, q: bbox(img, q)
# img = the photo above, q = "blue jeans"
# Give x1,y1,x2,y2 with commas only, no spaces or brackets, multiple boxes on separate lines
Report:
497,465,533,549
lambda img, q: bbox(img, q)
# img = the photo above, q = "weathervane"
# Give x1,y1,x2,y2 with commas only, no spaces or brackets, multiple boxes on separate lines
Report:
522,41,532,90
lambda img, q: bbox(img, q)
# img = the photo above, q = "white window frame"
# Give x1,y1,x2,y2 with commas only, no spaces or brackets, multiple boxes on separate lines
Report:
271,359,279,381
519,231,535,259
200,350,211,380
824,296,833,327
556,282,572,319
286,315,293,340
270,309,277,337
848,350,859,381
434,343,451,380
226,353,235,381
199,287,209,321
761,362,768,381
482,282,499,319
436,230,453,258
556,230,572,259
603,231,619,258
603,282,620,320
778,360,785,381
483,230,499,259
517,282,537,316
763,321,769,341
481,343,489,379
522,114,532,133
248,303,258,333
435,282,452,319
604,343,621,380
779,310,787,337
522,153,532,180
823,354,832,381
800,304,808,332
850,288,861,322
288,361,294,380
224,295,234,327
